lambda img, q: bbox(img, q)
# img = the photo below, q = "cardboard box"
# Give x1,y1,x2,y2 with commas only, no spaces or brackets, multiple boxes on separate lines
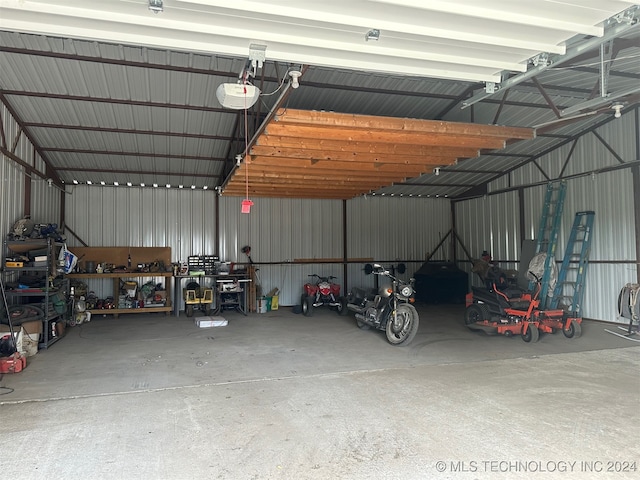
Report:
22,320,43,335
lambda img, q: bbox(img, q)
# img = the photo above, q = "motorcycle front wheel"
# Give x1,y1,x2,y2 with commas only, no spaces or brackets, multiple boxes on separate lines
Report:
385,303,419,346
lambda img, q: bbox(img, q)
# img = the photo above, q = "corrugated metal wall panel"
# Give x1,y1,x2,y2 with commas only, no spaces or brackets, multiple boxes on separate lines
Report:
1,102,58,240
218,196,345,306
0,154,25,241
30,176,62,225
64,185,218,302
218,197,344,263
65,186,217,261
345,196,451,290
523,184,548,242
586,264,636,323
457,114,638,323
224,196,454,305
347,196,450,261
454,191,521,286
554,172,635,322
461,174,637,321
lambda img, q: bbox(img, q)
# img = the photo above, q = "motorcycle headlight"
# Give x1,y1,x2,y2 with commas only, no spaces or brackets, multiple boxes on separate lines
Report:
400,285,413,297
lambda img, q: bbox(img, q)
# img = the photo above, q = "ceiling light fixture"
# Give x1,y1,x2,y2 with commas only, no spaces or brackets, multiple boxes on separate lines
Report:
127,182,132,187
100,181,105,185
365,29,380,41
289,70,302,89
87,181,92,185
114,181,119,186
72,180,78,185
203,186,208,190
612,102,624,118
153,183,158,188
148,0,163,13
191,185,196,190
140,183,145,187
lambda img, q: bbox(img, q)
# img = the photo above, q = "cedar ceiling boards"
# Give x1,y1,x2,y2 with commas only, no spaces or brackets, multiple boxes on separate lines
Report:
221,109,535,199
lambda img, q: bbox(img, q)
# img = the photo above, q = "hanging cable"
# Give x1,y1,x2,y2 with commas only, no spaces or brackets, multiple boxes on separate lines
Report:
244,100,249,201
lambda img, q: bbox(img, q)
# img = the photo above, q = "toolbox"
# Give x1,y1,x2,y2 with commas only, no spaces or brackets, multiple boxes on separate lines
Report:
5,261,24,268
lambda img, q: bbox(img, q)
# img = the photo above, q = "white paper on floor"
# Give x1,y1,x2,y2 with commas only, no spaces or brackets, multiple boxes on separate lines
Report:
195,316,228,328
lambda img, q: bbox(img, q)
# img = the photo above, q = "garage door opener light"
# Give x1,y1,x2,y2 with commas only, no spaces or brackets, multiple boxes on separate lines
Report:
216,44,265,110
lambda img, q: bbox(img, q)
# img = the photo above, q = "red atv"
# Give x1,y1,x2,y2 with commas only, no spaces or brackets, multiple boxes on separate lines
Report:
301,274,345,316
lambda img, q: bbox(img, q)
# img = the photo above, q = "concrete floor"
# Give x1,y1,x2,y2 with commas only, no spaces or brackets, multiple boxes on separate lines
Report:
0,304,638,480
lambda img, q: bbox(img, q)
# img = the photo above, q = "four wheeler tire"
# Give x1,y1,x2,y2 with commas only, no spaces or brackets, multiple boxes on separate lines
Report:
1,305,45,326
562,319,582,339
302,295,314,317
185,304,194,317
464,303,490,325
337,296,349,316
203,304,212,316
385,303,419,346
522,323,540,343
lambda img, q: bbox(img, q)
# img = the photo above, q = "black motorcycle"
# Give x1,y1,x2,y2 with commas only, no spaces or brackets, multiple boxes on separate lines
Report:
340,263,420,346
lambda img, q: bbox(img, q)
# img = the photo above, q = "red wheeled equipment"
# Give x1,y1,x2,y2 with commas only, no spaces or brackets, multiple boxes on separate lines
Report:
301,274,345,316
465,272,582,342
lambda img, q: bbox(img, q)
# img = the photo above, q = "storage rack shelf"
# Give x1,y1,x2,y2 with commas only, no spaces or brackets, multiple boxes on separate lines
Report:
2,238,70,349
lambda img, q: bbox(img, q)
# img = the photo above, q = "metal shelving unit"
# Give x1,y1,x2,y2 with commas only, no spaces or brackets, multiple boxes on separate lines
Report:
2,238,69,349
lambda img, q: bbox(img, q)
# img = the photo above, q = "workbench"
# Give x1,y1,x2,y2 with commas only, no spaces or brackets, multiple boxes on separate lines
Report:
66,246,172,318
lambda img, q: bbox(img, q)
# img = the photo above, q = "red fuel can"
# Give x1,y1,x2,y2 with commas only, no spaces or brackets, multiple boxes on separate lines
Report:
0,352,27,373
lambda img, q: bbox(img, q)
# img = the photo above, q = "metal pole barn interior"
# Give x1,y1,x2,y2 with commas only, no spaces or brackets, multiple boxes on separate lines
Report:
0,2,638,479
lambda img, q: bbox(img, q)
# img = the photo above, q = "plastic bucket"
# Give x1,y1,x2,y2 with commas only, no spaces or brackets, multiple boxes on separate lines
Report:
257,297,268,313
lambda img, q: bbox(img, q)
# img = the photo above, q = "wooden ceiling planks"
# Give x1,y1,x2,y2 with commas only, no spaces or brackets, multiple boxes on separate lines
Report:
221,109,534,199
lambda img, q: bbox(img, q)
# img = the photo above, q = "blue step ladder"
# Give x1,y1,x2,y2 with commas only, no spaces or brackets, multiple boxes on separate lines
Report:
549,211,595,316
530,181,567,307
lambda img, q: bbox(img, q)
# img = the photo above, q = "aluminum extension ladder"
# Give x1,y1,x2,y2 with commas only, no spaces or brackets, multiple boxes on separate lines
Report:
530,181,567,306
549,211,595,316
